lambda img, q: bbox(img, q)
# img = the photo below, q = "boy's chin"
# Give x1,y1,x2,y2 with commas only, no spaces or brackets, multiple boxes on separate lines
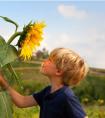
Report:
40,71,50,78
40,69,47,75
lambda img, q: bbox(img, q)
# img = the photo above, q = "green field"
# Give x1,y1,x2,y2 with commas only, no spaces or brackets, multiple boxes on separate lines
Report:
10,60,105,118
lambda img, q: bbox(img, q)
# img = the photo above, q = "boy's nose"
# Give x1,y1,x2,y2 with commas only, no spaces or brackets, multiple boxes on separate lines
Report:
42,59,48,65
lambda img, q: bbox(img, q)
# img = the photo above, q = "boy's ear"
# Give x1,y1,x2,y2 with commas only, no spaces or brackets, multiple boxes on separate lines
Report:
56,69,63,76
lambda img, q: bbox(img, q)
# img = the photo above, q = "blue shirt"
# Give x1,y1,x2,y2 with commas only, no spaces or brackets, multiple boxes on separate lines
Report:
32,86,86,118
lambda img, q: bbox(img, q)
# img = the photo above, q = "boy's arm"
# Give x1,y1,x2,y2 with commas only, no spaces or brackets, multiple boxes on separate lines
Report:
0,75,38,108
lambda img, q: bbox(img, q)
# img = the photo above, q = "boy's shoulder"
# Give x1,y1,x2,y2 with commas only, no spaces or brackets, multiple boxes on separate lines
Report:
63,86,75,98
62,86,80,103
54,86,75,102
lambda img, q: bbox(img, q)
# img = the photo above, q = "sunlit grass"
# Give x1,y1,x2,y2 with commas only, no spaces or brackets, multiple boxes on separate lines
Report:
13,104,105,118
13,105,39,118
85,105,105,118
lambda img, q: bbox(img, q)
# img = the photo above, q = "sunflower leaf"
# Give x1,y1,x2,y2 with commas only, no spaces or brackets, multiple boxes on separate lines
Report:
0,91,13,118
0,44,18,67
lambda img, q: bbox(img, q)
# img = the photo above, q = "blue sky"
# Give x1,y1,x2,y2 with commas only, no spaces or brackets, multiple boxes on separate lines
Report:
0,1,105,69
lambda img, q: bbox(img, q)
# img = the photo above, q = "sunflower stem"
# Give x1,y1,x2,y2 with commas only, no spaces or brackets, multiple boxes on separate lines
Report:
7,32,22,45
7,63,23,90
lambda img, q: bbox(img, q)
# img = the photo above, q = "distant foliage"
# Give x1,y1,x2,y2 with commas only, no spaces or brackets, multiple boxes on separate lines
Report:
34,48,49,59
73,74,105,104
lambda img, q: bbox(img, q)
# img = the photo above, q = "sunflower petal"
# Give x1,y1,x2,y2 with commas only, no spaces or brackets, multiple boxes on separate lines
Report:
19,21,46,60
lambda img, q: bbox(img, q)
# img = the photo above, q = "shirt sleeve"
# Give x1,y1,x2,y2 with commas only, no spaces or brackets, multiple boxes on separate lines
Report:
32,86,50,107
65,95,86,118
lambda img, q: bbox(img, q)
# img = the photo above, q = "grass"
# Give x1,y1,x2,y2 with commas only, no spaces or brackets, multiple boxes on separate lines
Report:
11,59,41,68
12,68,50,95
13,105,39,118
13,105,105,118
85,105,105,118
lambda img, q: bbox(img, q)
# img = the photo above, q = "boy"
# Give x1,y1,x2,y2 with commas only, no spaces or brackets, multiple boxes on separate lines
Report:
0,47,88,118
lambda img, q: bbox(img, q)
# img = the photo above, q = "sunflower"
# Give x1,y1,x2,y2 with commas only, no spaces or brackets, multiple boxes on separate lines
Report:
17,21,46,60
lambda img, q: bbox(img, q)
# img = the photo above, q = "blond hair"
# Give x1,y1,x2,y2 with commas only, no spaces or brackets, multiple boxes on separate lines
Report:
49,48,89,86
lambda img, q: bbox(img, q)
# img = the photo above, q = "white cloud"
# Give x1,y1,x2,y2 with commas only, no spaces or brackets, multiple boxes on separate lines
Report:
58,4,88,19
76,28,105,68
43,29,105,68
56,33,71,45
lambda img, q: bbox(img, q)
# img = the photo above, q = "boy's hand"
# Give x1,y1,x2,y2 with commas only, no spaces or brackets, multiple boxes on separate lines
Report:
0,73,37,108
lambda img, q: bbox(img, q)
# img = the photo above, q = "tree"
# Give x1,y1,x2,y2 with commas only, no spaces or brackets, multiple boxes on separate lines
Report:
42,48,49,59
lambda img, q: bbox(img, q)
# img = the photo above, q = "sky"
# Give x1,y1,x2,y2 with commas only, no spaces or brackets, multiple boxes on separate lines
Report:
0,1,105,69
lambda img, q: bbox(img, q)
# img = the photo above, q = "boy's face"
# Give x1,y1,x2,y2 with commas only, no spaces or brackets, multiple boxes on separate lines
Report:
40,58,58,77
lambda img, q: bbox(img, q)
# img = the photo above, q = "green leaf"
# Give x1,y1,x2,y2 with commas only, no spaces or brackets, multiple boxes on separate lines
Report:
0,44,18,67
0,91,13,118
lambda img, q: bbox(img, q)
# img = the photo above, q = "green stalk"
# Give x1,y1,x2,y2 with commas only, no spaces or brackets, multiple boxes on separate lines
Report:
7,32,22,45
7,64,23,90
6,32,23,90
